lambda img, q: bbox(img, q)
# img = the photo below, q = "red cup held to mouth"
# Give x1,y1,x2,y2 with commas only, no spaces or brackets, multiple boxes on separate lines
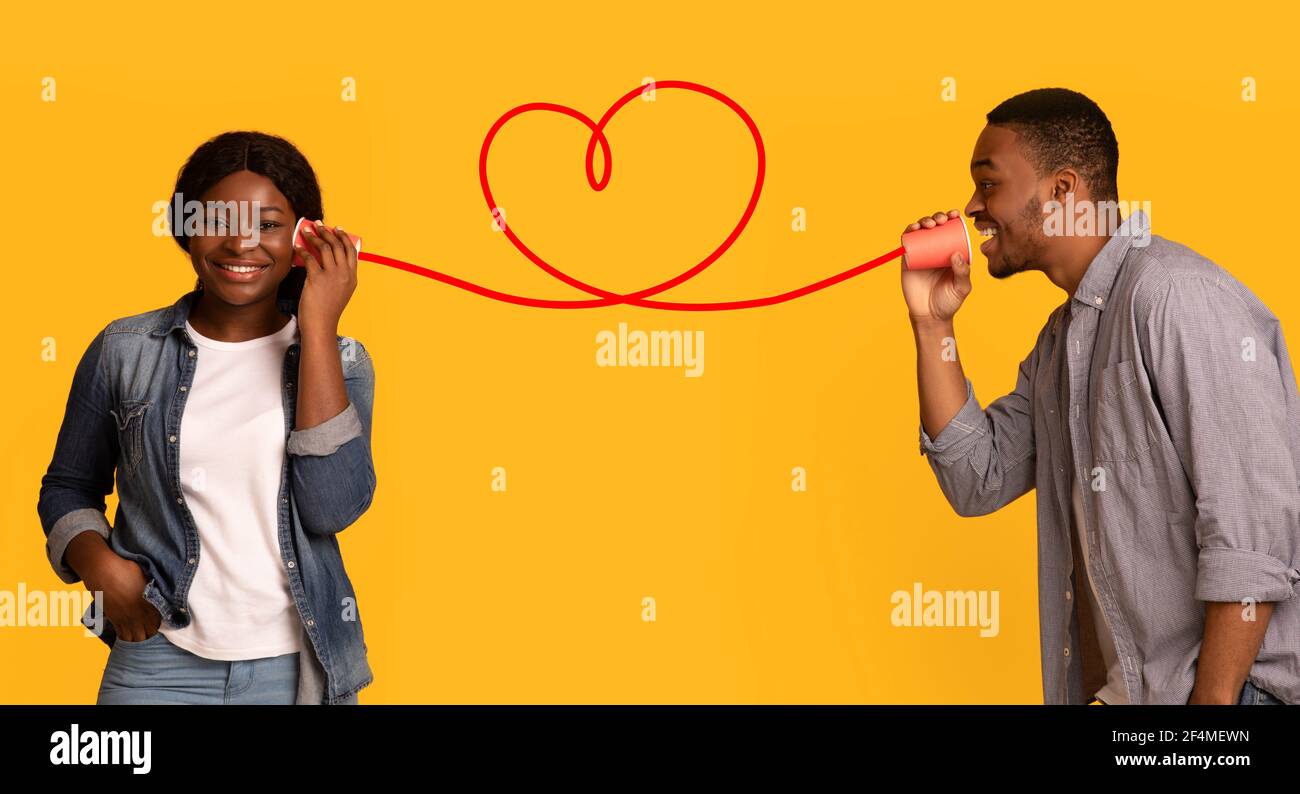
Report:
901,214,971,270
292,218,362,267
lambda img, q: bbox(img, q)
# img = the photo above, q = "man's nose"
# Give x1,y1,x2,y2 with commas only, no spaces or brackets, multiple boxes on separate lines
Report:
964,195,983,219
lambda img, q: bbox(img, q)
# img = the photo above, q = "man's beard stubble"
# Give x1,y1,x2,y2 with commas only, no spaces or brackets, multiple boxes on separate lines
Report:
988,194,1044,280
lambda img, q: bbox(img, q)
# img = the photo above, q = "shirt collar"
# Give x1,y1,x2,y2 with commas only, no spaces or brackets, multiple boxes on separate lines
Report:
150,287,299,338
1070,208,1150,313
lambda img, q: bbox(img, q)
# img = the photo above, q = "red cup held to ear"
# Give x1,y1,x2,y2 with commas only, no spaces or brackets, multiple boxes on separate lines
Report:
901,214,971,270
292,218,362,267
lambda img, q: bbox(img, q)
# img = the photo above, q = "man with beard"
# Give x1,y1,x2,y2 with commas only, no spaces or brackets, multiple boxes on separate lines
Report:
903,87,1300,705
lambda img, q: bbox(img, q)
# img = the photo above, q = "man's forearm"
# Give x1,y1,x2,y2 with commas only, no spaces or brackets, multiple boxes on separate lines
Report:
1189,600,1275,704
912,317,969,440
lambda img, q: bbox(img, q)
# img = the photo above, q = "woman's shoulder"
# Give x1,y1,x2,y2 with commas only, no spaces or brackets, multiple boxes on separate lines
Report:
336,333,373,372
102,292,192,338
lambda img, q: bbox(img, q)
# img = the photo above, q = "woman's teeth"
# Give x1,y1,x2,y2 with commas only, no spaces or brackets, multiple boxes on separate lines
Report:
216,264,268,273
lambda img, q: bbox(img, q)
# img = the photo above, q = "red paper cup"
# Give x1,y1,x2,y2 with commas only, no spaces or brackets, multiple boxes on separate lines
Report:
901,215,971,270
292,218,362,267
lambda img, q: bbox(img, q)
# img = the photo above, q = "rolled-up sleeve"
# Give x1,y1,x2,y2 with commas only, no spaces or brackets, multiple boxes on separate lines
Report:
1144,275,1300,603
287,339,377,535
37,325,117,584
918,321,1045,518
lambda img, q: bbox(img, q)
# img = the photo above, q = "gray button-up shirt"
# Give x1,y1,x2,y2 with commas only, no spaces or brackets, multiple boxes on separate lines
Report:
919,209,1300,704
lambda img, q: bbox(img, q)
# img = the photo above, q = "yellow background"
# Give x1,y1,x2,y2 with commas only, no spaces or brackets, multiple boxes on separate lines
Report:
2,1,1296,703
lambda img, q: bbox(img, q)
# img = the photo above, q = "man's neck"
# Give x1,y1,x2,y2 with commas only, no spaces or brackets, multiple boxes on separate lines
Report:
1040,213,1117,299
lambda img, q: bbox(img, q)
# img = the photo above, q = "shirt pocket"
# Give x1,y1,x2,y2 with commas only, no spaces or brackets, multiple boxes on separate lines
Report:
109,398,151,478
1091,359,1154,463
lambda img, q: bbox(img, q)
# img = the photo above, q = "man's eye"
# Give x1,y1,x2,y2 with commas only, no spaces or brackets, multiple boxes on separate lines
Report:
980,181,994,190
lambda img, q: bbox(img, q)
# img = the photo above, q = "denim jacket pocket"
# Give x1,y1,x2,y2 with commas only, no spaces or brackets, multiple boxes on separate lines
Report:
1092,360,1153,463
109,399,151,478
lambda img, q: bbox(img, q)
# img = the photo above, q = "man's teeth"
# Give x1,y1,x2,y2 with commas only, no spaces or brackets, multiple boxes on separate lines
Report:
978,227,998,237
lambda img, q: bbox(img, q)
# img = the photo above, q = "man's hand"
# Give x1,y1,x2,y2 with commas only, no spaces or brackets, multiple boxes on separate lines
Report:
901,209,973,323
1188,600,1274,704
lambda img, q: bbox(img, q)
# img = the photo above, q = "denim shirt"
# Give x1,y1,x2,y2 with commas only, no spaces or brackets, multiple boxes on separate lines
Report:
37,287,377,704
919,210,1300,704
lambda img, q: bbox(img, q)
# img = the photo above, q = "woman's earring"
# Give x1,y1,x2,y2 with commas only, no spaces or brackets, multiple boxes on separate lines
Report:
196,277,204,291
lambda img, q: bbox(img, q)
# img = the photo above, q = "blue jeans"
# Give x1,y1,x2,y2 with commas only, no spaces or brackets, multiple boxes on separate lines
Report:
1091,679,1288,705
96,631,354,705
1237,679,1286,705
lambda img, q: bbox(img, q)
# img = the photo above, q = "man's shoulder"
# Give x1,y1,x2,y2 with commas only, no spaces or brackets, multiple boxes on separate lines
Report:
1119,234,1255,317
1129,233,1223,284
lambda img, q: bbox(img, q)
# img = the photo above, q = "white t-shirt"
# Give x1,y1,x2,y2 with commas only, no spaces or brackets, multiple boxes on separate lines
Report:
1071,481,1128,704
157,314,305,660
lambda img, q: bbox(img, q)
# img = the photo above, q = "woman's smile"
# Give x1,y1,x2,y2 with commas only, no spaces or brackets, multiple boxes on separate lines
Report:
211,258,273,281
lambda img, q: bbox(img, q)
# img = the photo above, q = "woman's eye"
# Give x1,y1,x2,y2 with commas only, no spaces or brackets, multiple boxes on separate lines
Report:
261,222,280,230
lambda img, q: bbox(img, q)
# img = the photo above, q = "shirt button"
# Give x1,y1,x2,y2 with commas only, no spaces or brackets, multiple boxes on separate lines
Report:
179,385,187,392
287,560,295,569
175,497,183,504
306,619,315,627
1065,590,1072,601
1064,647,1071,657
187,557,196,565
281,497,289,504
169,435,177,443
188,349,196,358
286,381,293,389
1094,296,1104,305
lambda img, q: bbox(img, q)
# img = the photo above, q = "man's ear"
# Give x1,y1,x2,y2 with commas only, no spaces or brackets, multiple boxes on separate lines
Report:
1050,168,1082,203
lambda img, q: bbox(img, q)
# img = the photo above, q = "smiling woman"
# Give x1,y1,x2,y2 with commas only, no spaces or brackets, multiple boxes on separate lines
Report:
36,130,376,704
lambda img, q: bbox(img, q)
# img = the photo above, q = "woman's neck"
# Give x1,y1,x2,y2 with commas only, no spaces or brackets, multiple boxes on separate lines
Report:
188,292,292,343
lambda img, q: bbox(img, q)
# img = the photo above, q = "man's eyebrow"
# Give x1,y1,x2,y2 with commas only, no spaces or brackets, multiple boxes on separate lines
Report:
970,158,997,171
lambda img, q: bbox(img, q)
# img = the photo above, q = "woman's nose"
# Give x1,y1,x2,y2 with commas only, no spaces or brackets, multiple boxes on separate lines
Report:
224,226,261,251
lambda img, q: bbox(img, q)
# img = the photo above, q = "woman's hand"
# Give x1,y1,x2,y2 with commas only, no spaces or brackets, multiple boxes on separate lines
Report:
85,552,161,642
296,221,358,337
65,530,161,642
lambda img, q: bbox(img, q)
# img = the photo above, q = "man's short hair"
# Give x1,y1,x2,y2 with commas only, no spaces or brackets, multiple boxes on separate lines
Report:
986,88,1119,202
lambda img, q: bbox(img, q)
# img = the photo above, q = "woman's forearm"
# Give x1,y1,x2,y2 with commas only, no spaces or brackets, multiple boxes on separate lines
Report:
294,325,349,430
63,529,115,586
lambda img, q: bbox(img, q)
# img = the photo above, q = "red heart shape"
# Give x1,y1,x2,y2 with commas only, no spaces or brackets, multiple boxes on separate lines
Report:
479,80,766,308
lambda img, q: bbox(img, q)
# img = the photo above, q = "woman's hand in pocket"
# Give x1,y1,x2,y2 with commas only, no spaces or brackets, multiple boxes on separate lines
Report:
81,547,162,642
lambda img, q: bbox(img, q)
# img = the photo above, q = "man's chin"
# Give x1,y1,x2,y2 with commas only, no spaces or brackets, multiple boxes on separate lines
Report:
987,256,1028,280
